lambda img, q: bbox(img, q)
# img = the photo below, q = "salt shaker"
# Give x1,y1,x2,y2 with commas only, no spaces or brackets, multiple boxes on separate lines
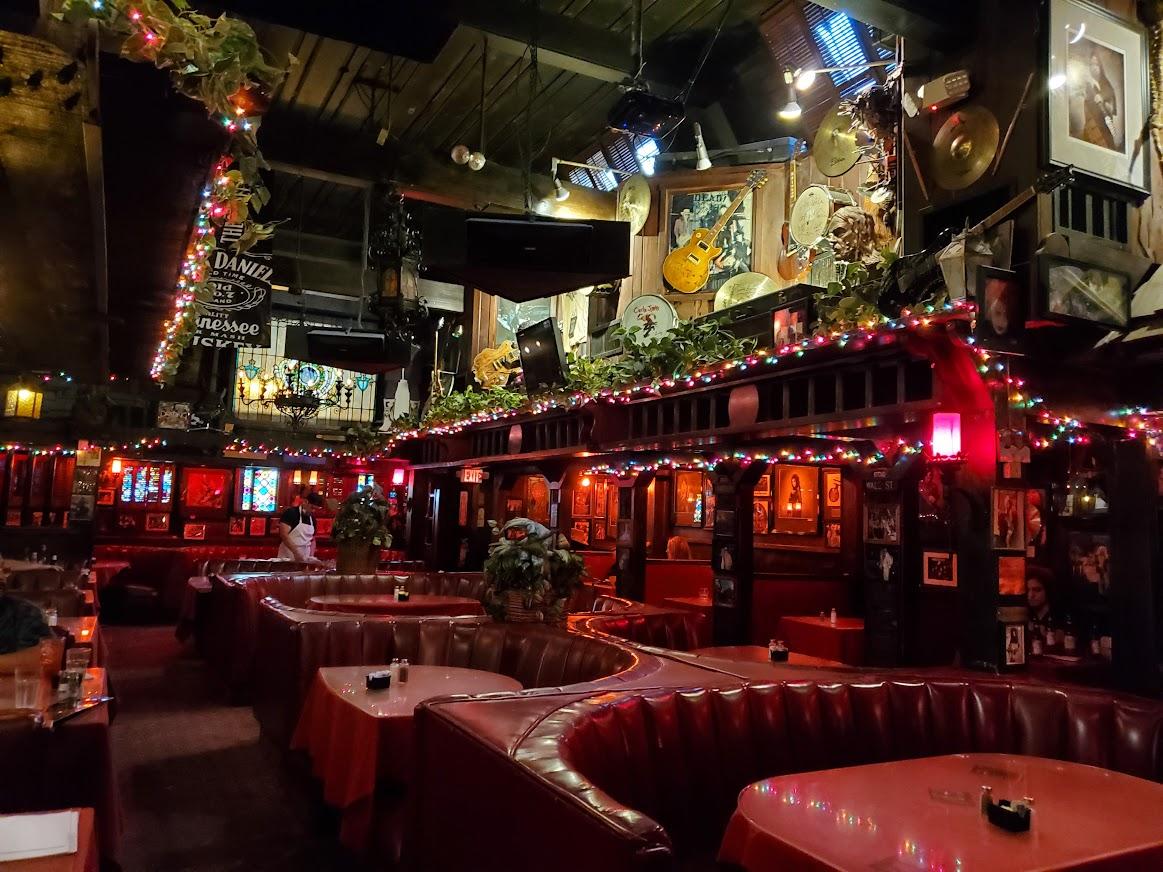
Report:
829,607,837,626
389,658,400,682
398,658,410,683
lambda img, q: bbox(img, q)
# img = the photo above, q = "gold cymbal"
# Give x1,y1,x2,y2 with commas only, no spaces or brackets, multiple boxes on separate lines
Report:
714,272,779,310
931,105,999,191
813,106,861,178
616,174,651,236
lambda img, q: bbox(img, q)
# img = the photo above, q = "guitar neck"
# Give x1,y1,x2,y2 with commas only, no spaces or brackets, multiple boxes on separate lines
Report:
968,186,1036,236
709,184,755,242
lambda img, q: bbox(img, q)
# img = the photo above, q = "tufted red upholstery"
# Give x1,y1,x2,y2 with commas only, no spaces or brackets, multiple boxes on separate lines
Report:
250,600,674,747
205,571,487,698
410,679,1163,870
572,606,711,651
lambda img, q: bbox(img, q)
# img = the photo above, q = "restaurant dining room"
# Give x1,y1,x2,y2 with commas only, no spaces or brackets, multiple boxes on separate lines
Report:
5,0,1163,869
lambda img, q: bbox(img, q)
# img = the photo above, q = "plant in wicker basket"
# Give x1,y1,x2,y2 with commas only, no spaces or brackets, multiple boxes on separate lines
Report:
332,486,392,573
483,518,585,624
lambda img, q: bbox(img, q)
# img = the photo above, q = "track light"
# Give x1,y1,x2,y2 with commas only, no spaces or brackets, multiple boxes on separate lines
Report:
693,122,712,170
551,158,571,201
467,151,486,171
451,144,470,164
777,67,801,121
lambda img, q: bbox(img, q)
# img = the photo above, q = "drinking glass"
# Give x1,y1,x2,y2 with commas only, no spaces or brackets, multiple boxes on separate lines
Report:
14,668,39,709
65,648,91,676
42,607,58,627
59,669,83,703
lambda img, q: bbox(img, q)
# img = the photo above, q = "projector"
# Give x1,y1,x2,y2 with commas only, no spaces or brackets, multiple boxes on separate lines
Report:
916,70,970,113
607,89,685,138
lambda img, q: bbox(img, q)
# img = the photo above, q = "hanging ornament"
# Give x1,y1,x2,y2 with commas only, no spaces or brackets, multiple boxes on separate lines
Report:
451,144,471,164
467,151,487,171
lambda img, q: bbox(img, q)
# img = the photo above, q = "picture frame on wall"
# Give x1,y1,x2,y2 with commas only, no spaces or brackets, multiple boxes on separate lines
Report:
975,267,1026,352
922,551,958,588
1047,0,1149,194
752,499,770,534
991,487,1026,551
593,479,608,517
999,555,1027,595
570,519,590,546
755,474,772,496
183,523,206,540
665,183,755,294
248,517,267,537
774,465,820,535
1038,255,1130,330
866,546,899,584
864,499,900,545
1004,623,1026,666
1067,530,1112,593
571,486,591,518
96,488,115,507
1026,489,1047,554
228,517,246,536
824,470,841,511
673,470,705,527
824,522,841,549
144,512,170,533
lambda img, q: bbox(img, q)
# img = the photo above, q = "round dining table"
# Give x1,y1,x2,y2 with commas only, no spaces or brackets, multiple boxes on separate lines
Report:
305,593,484,616
718,752,1163,871
292,665,521,851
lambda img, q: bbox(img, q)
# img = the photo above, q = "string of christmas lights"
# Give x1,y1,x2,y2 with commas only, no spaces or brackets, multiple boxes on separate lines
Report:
225,438,389,463
393,301,976,444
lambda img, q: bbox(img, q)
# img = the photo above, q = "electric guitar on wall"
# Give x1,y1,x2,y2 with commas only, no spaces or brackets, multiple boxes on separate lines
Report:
776,141,815,281
662,169,768,294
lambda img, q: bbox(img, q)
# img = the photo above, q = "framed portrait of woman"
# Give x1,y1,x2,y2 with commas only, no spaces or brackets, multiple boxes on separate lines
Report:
774,465,819,535
991,487,1026,551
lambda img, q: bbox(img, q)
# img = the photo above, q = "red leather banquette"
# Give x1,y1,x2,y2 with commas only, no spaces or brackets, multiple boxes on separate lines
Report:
410,678,1163,870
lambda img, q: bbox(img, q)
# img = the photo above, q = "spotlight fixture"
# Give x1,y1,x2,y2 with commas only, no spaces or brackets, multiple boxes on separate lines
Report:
793,59,895,91
467,151,486,171
550,158,570,201
693,122,712,171
451,144,471,164
777,67,801,121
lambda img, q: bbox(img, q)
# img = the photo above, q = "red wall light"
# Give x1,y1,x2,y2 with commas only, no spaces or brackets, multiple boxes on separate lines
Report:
391,468,406,486
930,412,962,460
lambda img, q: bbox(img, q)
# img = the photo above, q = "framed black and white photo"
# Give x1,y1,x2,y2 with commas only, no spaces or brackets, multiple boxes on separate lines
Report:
1004,623,1026,666
923,551,958,588
1047,0,1149,193
1039,255,1130,329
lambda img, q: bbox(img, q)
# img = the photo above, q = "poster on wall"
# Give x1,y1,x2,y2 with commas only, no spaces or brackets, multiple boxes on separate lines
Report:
229,517,246,536
666,185,754,293
923,551,957,587
192,223,273,349
1068,531,1112,593
991,488,1026,550
998,555,1026,595
1004,623,1026,666
157,401,192,430
249,517,267,537
865,545,899,584
864,498,899,545
774,466,819,534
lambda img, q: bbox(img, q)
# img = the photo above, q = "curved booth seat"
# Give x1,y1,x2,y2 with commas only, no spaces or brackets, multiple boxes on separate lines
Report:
409,678,1163,871
205,571,487,699
571,605,711,652
250,600,708,748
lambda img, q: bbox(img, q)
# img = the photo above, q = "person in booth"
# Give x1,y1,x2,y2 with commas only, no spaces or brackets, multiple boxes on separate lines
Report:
278,489,325,565
0,582,53,672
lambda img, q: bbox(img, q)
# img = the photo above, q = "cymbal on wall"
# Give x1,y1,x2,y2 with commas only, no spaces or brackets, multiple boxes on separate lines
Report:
930,105,999,191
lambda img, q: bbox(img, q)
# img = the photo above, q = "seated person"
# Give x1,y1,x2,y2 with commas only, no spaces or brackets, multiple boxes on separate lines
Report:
0,586,53,673
666,535,692,560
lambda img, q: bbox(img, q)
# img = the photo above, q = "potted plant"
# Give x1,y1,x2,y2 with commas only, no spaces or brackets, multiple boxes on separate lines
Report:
332,486,392,574
483,518,585,624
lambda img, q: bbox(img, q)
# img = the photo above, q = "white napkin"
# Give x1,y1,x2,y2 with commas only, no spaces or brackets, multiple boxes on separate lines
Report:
0,810,79,861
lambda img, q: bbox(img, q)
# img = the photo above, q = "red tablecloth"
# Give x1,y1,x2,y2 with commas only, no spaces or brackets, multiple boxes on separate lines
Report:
719,753,1163,871
775,615,865,665
87,561,130,591
292,665,521,850
0,808,98,872
305,594,484,617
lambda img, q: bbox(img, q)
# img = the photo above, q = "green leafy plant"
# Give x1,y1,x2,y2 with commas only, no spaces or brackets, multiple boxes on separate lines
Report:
483,518,585,624
563,352,621,395
611,317,756,382
422,385,525,427
343,424,390,457
332,487,392,548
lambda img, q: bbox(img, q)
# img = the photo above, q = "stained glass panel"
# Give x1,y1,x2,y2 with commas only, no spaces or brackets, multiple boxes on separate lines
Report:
161,467,174,504
133,467,148,503
146,466,161,502
252,468,278,513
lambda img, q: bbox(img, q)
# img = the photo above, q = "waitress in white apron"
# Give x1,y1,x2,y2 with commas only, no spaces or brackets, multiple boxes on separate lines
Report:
277,491,324,564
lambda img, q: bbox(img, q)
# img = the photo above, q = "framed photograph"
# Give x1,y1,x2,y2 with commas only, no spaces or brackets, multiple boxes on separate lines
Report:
717,544,736,572
998,555,1027,595
592,520,607,542
571,486,592,518
864,498,900,545
825,522,841,549
772,301,812,348
1039,255,1130,329
593,479,608,517
714,508,737,534
991,487,1026,550
975,267,1026,352
526,476,550,525
824,470,842,510
774,465,820,534
674,470,705,527
570,519,591,546
248,517,267,537
616,518,633,546
117,513,136,530
228,516,246,536
752,499,770,534
96,488,115,507
1004,623,1026,667
998,429,1031,464
866,546,899,584
1026,489,1047,552
665,184,755,293
755,474,772,497
145,512,170,533
712,574,737,607
183,523,206,540
1047,0,1149,193
1067,531,1112,593
68,494,95,523
156,400,192,430
315,516,334,538
923,551,958,588
918,466,950,537
505,498,523,518
607,487,619,538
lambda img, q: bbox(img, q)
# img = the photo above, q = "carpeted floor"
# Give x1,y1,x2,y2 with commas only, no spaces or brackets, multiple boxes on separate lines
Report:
104,625,349,872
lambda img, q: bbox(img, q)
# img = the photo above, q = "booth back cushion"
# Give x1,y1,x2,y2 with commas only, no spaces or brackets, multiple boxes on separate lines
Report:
643,560,713,605
572,608,710,651
523,681,1163,865
251,602,640,746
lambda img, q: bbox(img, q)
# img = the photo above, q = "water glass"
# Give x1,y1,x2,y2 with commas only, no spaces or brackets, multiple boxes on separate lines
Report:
42,607,58,627
14,668,39,710
65,647,91,676
59,669,83,703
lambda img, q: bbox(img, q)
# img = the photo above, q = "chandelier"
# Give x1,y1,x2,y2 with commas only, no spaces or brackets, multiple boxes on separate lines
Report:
237,359,371,430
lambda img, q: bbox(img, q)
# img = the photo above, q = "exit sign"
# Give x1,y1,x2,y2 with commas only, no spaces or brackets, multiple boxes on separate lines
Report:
459,468,485,484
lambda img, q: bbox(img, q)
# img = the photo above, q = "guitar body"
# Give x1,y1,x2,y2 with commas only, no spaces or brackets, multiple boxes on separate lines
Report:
776,221,815,281
662,227,721,294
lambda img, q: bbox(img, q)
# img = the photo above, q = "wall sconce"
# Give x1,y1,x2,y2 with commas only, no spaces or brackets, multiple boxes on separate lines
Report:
391,468,406,486
580,476,592,488
930,412,963,462
110,457,123,474
292,470,302,485
4,387,43,419
308,471,319,486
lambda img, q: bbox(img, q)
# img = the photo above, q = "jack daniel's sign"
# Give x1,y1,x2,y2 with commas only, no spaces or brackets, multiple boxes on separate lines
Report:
192,224,272,348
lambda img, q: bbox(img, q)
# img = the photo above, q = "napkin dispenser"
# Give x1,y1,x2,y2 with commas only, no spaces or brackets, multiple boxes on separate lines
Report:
366,670,392,691
984,797,1032,833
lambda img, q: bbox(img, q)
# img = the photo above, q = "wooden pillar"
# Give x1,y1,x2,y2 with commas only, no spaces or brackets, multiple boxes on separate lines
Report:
710,461,766,645
426,472,462,571
615,471,653,602
649,474,670,558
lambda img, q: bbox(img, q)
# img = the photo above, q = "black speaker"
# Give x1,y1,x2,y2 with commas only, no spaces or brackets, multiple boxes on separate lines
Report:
284,327,416,374
420,208,631,301
694,285,816,346
607,88,685,138
516,318,568,392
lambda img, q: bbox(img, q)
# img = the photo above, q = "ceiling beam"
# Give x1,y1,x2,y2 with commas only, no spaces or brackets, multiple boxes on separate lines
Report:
809,0,970,48
266,160,375,189
453,0,636,84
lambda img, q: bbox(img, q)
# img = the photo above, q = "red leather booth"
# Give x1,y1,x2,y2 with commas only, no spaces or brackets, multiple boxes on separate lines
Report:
643,559,713,606
409,678,1163,870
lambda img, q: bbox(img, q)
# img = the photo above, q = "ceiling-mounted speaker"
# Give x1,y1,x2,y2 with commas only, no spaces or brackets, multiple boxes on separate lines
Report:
516,318,568,393
284,326,416,374
607,88,685,138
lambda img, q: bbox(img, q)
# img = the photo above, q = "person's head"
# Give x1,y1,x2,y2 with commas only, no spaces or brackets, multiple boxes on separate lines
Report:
667,535,692,560
1089,50,1104,80
1027,566,1053,613
791,474,800,488
303,491,324,513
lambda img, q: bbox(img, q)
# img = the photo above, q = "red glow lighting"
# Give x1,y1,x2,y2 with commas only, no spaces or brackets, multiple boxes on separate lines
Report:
391,468,406,486
930,412,962,461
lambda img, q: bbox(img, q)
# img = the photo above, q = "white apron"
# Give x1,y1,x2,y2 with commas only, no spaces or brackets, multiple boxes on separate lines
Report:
277,506,315,560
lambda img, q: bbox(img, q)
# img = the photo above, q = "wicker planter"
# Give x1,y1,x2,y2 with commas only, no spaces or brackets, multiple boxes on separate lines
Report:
336,541,378,574
496,589,569,624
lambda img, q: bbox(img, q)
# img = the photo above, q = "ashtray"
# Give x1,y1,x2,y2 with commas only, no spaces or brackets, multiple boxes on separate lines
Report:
366,670,392,691
985,799,1031,833
768,641,789,662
